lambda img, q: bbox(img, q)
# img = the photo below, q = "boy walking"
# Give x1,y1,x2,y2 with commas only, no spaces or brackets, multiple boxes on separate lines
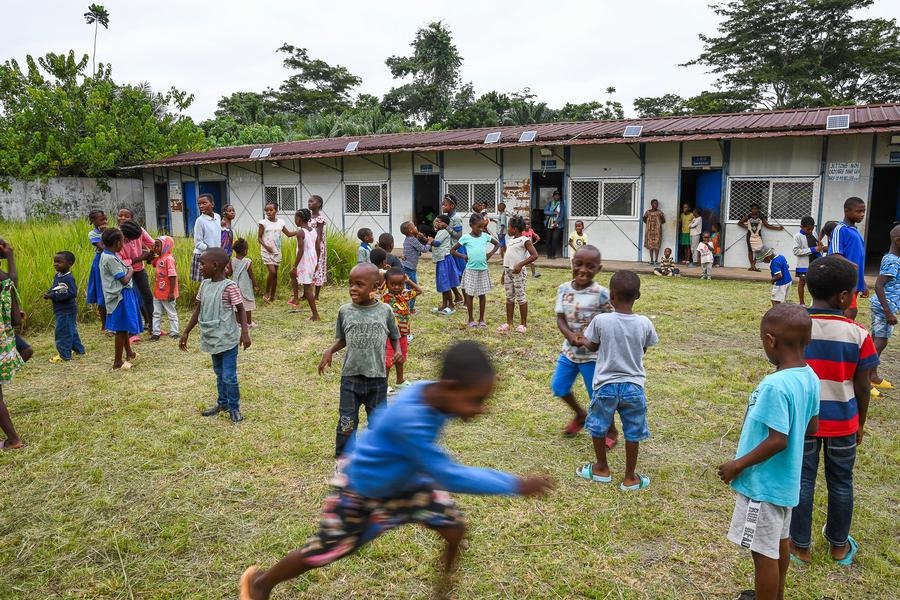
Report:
718,303,819,600
760,248,792,306
574,270,658,490
45,251,84,362
789,256,878,566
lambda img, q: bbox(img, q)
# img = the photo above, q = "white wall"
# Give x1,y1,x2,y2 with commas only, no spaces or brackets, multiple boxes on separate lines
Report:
644,143,681,257
0,177,144,222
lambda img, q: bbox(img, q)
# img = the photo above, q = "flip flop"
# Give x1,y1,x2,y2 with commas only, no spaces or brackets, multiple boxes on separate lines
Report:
0,439,25,451
789,554,809,566
620,473,651,491
239,566,261,600
119,361,133,371
834,536,859,565
575,462,612,483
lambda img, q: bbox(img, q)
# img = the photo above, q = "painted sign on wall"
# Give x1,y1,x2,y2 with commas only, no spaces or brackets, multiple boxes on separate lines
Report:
419,164,434,173
540,159,558,169
890,151,900,164
827,162,861,181
691,156,712,166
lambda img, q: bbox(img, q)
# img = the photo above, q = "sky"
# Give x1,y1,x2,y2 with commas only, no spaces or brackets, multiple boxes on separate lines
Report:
3,0,897,122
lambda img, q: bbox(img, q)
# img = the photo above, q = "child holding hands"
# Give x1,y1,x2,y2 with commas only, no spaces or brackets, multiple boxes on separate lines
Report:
99,228,142,370
498,215,538,333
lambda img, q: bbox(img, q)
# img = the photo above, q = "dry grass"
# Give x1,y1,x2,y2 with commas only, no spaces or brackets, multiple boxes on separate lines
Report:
1,262,898,599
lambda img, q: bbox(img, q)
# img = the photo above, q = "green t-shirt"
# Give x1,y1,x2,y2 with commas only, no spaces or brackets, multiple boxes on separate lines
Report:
458,233,494,270
336,301,400,379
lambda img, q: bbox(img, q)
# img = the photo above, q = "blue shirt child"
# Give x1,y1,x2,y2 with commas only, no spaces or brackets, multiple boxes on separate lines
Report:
770,254,792,286
870,253,900,315
47,272,78,315
829,222,866,293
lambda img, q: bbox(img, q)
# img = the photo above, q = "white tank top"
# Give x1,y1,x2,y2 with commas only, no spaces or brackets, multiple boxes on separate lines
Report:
503,235,530,268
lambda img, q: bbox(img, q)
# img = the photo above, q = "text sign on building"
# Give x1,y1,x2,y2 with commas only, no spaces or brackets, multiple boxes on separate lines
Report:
419,163,433,173
540,159,557,169
691,156,712,167
827,162,861,181
890,151,900,164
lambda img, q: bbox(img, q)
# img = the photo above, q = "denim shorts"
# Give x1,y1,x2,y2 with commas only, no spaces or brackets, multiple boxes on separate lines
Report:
585,382,650,442
550,354,595,399
871,309,893,339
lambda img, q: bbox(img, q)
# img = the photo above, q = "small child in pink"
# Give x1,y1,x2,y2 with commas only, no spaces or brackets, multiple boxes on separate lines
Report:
150,235,179,340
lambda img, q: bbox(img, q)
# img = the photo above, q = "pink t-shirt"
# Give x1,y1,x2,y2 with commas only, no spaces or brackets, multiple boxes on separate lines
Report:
118,228,155,272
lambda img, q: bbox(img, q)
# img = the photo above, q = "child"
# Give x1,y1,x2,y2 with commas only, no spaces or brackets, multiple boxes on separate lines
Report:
827,197,867,320
451,214,500,328
760,248,792,307
792,216,821,306
400,221,432,313
382,267,423,390
257,201,295,303
653,248,680,277
356,227,373,264
499,215,538,333
221,204,235,258
442,194,466,285
574,271,658,489
231,238,258,328
431,215,460,315
150,235,179,341
119,217,156,336
369,248,389,291
869,224,900,396
568,220,588,256
289,208,320,321
711,222,722,267
818,221,838,254
522,216,542,278
191,193,221,282
240,341,554,600
0,239,25,450
679,203,693,264
496,201,509,258
99,228,142,370
44,251,84,362
378,232,403,269
788,256,877,567
697,232,715,280
180,248,251,423
718,304,819,600
86,209,108,331
690,207,703,266
319,262,401,457
552,245,616,441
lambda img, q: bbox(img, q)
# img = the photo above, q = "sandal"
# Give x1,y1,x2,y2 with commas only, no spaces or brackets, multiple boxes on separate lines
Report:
563,418,585,437
467,321,478,329
824,525,859,566
620,473,651,491
575,462,612,483
497,323,510,333
515,324,527,334
0,439,25,451
477,321,487,329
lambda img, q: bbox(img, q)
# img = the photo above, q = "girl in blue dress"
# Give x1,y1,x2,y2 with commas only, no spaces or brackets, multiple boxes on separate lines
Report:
86,209,108,332
99,228,143,370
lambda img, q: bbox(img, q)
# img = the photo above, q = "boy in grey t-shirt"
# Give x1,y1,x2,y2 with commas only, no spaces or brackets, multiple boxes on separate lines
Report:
319,263,401,457
574,270,658,491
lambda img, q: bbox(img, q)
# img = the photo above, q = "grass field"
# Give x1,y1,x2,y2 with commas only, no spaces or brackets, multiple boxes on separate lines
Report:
1,262,897,599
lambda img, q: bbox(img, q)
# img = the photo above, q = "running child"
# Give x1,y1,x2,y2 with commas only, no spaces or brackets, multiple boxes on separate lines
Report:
0,239,25,450
697,232,714,280
191,193,221,282
289,208,320,321
240,341,554,600
319,262,401,457
221,204,235,257
451,214,500,329
760,248,792,307
99,228,142,370
231,239,258,328
45,251,84,362
553,245,616,440
568,220,588,256
86,209,108,331
718,304,819,600
499,215,538,333
792,216,821,306
180,248,251,423
574,271,657,489
653,248,680,277
383,267,423,390
431,214,460,315
150,235,179,341
356,227,373,264
869,224,900,397
400,221,432,313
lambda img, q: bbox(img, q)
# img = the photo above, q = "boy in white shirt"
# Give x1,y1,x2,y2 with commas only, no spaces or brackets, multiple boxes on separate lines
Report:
689,208,703,266
697,232,715,280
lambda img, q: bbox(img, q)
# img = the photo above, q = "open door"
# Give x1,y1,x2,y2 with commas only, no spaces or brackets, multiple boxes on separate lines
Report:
867,166,900,268
413,174,440,237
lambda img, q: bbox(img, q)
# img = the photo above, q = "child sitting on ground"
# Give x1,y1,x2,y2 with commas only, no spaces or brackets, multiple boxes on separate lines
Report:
452,214,500,329
180,248,251,423
522,217,542,277
99,228,142,370
653,248,680,277
499,215,538,333
718,304,819,600
431,214,460,315
792,216,821,306
760,248,793,306
868,224,899,397
356,227,373,264
230,238,258,328
319,262,401,457
400,221,431,314
150,236,179,341
240,341,554,600
378,233,402,269
568,220,588,256
382,267,423,391
45,251,84,362
697,232,715,280
0,239,26,450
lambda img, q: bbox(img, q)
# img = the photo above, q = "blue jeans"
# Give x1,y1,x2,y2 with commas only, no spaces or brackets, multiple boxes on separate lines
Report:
585,383,649,442
404,267,418,311
789,434,857,549
211,345,240,411
336,375,387,457
54,311,84,360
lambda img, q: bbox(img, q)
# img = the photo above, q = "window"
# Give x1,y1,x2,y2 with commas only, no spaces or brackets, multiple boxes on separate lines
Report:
264,185,297,213
345,182,389,215
443,181,499,212
569,178,638,218
726,177,818,222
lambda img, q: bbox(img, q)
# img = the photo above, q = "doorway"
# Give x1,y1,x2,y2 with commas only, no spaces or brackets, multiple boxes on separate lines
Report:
413,174,440,237
154,183,170,234
867,166,900,265
680,169,722,232
184,181,225,235
531,171,564,253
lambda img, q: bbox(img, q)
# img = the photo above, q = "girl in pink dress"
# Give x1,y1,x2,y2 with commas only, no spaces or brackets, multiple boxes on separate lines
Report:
308,195,328,300
290,209,320,321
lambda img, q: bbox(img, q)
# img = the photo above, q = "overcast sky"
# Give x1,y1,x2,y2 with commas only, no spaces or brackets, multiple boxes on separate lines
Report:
3,1,897,122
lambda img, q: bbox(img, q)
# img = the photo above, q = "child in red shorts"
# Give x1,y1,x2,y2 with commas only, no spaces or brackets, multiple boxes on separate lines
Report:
383,267,422,391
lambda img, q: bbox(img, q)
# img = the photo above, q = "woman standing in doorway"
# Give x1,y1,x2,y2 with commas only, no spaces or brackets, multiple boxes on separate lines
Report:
642,199,666,265
308,195,328,300
544,190,564,259
738,203,783,271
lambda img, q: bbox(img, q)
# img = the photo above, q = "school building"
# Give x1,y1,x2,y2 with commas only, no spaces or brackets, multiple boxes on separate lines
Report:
127,103,900,268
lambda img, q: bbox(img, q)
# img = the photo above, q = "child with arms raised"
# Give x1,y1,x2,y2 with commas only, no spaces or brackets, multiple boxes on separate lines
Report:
451,214,500,329
289,208,320,321
718,304,819,600
45,251,84,362
498,215,538,333
240,341,553,600
0,239,26,449
230,238,258,328
383,267,423,390
150,236,179,341
99,228,142,370
430,215,461,314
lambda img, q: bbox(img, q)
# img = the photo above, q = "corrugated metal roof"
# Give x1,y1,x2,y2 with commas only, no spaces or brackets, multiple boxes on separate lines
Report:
129,103,900,169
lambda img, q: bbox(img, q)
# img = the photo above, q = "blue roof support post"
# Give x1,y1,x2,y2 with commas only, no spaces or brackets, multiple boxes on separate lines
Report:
817,136,829,229
411,153,416,224
637,143,647,263
529,147,535,216
194,165,201,220
563,145,571,258
719,140,732,267
340,157,345,234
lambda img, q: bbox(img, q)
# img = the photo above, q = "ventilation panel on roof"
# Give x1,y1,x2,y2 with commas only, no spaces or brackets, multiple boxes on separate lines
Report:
259,147,272,158
345,141,359,152
249,148,263,159
826,115,850,130
518,130,537,143
623,125,643,138
484,132,502,144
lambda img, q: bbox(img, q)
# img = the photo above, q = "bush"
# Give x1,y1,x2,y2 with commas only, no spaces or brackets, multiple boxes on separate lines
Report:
0,219,358,330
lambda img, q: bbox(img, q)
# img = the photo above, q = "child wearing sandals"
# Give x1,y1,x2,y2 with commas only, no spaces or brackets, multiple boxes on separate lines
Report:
99,228,142,370
289,208,320,321
498,215,538,333
431,214,460,315
0,239,26,450
574,270,658,491
451,213,500,329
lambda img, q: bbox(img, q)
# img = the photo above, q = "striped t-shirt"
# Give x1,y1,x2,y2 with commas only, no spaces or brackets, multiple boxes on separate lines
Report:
805,308,879,437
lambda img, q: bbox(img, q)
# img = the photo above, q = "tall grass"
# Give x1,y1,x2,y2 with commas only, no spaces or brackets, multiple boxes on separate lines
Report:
0,219,358,330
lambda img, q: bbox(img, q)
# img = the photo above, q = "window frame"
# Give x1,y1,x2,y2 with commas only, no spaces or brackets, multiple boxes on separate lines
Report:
567,176,640,220
725,176,819,225
263,184,299,214
442,179,500,213
343,180,390,216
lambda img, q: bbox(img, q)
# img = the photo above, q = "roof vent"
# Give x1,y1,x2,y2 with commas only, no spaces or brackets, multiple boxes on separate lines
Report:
484,132,502,144
249,148,262,159
259,147,272,158
623,125,643,138
518,130,537,143
344,141,359,152
826,114,850,130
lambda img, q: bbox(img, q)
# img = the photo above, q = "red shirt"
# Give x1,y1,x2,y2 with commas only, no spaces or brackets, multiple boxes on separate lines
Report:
153,255,179,300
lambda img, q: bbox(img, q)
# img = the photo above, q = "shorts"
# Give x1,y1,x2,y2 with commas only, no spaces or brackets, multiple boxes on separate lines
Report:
298,477,464,567
502,268,527,305
461,268,492,297
385,335,409,370
585,382,649,442
550,354,595,399
261,249,282,266
241,296,257,312
795,268,808,279
871,309,893,339
727,494,791,560
679,232,691,246
771,283,791,303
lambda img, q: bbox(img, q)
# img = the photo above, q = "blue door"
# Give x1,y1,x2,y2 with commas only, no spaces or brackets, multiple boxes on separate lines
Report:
184,182,224,235
695,170,722,230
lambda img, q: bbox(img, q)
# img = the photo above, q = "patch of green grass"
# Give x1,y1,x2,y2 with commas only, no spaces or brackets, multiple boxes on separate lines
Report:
0,264,897,599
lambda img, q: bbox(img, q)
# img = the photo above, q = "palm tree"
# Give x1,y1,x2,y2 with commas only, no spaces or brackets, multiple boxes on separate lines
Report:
84,4,110,75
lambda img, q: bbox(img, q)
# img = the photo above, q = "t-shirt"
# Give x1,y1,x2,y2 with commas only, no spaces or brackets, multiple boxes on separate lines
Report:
385,253,402,269
458,233,493,271
828,222,866,293
99,251,132,314
431,230,451,263
870,253,900,315
357,243,371,264
555,281,612,363
770,255,792,286
568,232,587,251
584,312,658,389
193,212,222,255
402,236,430,271
680,212,693,234
689,216,702,236
47,272,78,315
335,301,400,379
697,241,714,264
259,218,286,252
88,227,103,252
497,211,508,235
806,309,879,437
503,234,531,269
153,255,179,300
731,366,820,507
119,228,155,272
382,289,418,335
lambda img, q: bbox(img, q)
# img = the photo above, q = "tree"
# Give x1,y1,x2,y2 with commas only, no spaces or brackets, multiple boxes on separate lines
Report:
83,4,109,75
273,44,362,117
633,93,689,118
214,91,282,126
